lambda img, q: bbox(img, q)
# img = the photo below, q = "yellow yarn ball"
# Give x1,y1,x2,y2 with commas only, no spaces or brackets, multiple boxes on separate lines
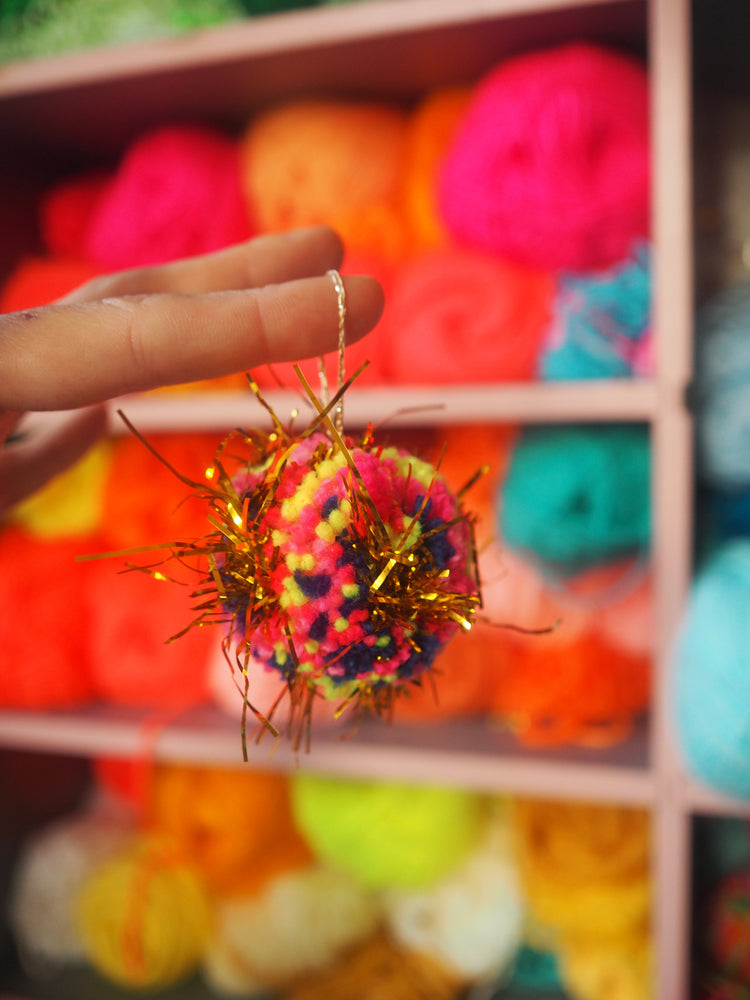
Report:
203,864,380,993
10,440,111,538
290,774,484,891
76,838,211,990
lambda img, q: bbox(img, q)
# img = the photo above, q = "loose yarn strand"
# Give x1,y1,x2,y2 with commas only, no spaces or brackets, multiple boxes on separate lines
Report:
317,269,347,436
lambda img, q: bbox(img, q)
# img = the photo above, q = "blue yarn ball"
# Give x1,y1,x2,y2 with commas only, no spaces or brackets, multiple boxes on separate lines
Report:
694,284,750,489
539,240,651,381
674,540,750,799
498,423,651,576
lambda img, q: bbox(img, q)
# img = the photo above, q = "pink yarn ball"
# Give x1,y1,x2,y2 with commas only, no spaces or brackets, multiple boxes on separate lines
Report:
85,125,252,269
438,43,650,271
384,246,554,384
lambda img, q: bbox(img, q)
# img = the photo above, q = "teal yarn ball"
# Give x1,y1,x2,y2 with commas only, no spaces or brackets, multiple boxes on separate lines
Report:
674,540,750,798
290,774,484,891
498,423,651,576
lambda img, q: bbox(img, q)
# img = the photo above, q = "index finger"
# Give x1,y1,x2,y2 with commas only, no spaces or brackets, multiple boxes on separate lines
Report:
0,273,384,411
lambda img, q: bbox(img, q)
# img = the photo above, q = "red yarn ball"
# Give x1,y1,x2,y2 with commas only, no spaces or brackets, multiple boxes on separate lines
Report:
39,170,111,258
384,246,554,384
85,125,253,269
1,256,101,312
438,43,650,271
0,528,96,708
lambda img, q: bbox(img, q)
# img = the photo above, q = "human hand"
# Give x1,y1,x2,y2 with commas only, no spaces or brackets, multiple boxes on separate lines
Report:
0,227,384,515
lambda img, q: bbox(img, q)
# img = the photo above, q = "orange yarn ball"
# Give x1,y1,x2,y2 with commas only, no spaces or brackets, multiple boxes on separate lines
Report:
0,255,101,311
240,100,409,259
0,528,96,708
149,763,311,895
402,87,473,249
491,632,651,747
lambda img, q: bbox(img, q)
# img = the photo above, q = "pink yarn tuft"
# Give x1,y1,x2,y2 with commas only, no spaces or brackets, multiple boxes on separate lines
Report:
85,125,252,269
438,43,650,271
384,246,554,384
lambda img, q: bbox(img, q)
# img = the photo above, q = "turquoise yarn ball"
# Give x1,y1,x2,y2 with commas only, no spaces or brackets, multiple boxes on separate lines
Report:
290,774,484,891
694,284,750,489
674,540,750,799
498,423,651,575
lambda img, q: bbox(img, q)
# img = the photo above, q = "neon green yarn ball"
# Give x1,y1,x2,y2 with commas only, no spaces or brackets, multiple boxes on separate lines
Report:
290,774,484,891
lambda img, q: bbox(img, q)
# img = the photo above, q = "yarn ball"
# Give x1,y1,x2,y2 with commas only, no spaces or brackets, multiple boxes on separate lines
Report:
499,423,651,576
402,86,473,249
284,931,463,1000
539,240,653,380
492,630,651,747
85,124,252,270
149,762,311,894
202,865,381,993
693,284,750,489
0,0,243,61
0,528,96,708
290,774,483,891
558,925,653,1000
239,100,408,244
0,255,101,311
674,540,750,799
9,809,135,974
84,556,214,709
222,432,478,716
707,871,750,984
8,440,112,540
39,171,111,259
512,798,651,940
438,43,650,271
384,246,555,384
76,838,211,990
382,802,524,982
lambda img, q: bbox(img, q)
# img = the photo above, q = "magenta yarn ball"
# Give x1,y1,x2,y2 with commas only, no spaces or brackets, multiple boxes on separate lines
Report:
438,43,650,271
85,125,252,269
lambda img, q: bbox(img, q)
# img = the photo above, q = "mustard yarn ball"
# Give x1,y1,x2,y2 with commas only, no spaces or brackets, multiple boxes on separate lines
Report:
290,774,484,891
76,838,211,990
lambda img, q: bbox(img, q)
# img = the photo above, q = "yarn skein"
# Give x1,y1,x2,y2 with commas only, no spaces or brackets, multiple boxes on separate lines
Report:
384,246,554,384
498,423,651,576
438,43,650,271
673,540,750,799
290,774,484,891
85,124,252,270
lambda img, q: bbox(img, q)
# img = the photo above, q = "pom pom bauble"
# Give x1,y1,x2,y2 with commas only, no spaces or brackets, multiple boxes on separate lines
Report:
290,774,483,890
85,125,252,270
707,871,750,985
499,423,651,575
203,865,380,993
240,100,408,242
76,839,211,990
9,810,135,973
674,541,750,799
385,246,554,384
438,43,650,271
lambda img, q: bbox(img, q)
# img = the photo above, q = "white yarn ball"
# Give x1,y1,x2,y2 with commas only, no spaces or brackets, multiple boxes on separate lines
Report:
203,864,381,994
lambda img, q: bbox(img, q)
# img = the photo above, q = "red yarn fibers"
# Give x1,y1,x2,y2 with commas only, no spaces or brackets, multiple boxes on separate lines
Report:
438,43,650,271
85,125,252,269
0,528,96,708
384,246,554,384
39,170,111,258
0,256,101,312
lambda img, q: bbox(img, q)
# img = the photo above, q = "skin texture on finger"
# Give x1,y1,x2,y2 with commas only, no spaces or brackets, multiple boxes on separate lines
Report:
60,227,345,302
0,273,384,411
0,406,107,515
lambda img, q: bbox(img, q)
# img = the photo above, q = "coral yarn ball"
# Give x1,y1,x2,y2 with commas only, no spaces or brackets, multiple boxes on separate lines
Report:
438,43,650,271
231,437,477,705
708,872,750,984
